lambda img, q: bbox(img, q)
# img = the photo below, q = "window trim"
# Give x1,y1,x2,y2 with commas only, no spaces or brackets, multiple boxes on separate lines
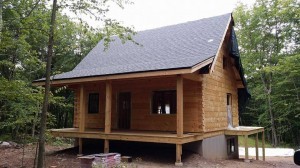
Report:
150,89,177,115
87,92,100,114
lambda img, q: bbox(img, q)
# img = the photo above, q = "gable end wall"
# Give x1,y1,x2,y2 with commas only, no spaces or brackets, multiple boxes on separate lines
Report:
202,33,239,132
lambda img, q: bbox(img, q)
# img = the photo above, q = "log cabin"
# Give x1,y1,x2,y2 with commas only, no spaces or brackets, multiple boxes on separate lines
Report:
33,13,265,165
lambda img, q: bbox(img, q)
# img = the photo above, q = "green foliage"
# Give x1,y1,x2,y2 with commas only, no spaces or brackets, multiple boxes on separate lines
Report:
234,0,300,146
0,0,135,143
0,77,43,138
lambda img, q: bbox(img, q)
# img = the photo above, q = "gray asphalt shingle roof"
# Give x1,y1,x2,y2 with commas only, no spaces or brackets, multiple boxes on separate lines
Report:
49,13,231,81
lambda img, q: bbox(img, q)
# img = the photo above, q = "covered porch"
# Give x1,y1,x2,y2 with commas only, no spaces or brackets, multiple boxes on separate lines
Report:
58,74,203,166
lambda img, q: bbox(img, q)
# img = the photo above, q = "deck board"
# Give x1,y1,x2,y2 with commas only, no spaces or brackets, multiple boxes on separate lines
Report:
224,126,264,136
50,128,203,144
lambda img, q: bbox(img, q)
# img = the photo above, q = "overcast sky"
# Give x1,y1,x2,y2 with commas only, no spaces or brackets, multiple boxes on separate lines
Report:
98,0,255,31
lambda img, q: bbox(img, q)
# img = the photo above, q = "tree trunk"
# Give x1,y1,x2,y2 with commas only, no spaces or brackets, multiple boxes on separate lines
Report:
267,93,278,147
0,0,2,41
37,0,57,167
32,104,41,137
64,110,68,128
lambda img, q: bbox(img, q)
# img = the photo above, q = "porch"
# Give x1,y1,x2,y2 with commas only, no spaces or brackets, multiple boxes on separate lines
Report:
55,75,202,166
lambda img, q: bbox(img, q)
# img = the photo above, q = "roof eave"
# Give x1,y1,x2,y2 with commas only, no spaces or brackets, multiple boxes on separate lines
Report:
33,56,215,87
32,67,192,87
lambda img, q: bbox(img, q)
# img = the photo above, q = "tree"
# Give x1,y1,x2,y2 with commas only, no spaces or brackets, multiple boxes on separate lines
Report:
234,0,300,146
36,0,135,167
0,0,3,40
37,0,57,167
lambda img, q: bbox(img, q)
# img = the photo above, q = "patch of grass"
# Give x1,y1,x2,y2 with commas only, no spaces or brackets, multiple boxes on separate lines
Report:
45,131,73,147
0,134,12,142
238,136,272,148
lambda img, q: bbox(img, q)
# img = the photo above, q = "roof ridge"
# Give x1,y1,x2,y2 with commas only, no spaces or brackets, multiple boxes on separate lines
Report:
136,13,232,33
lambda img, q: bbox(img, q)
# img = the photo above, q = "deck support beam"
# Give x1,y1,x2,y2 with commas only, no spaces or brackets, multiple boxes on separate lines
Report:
175,144,183,166
255,133,259,160
104,139,109,153
244,135,249,161
78,138,83,155
104,81,112,153
262,130,265,161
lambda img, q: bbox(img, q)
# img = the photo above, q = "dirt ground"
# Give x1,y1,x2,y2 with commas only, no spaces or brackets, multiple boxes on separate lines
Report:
0,141,298,168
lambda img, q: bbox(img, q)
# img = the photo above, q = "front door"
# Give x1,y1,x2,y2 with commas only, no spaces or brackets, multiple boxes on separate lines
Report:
118,92,131,129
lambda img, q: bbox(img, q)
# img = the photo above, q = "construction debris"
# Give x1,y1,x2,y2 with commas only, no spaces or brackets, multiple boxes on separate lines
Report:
79,153,121,168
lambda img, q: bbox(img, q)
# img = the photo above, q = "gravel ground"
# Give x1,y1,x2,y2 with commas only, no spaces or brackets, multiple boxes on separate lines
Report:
0,141,298,168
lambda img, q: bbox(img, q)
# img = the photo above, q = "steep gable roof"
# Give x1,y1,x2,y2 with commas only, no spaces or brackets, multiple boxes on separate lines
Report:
43,13,232,81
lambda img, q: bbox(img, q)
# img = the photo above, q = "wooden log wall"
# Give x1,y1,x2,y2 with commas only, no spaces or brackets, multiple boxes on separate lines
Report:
73,76,203,132
202,33,239,132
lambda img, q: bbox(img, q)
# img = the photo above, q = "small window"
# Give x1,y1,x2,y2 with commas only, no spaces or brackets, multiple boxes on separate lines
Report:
227,138,236,154
88,93,99,114
152,90,176,114
227,93,232,106
223,57,228,69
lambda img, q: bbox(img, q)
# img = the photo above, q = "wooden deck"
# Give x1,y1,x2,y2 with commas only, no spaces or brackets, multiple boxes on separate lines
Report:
225,126,265,161
225,126,264,135
50,128,204,144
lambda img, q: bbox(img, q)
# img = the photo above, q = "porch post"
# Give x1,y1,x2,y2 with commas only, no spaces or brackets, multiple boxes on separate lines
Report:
104,81,112,153
176,75,183,137
78,85,86,155
255,133,259,160
175,75,183,166
79,85,86,132
244,135,249,161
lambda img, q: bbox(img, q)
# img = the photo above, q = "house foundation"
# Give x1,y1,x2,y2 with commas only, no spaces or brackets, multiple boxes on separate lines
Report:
184,135,239,160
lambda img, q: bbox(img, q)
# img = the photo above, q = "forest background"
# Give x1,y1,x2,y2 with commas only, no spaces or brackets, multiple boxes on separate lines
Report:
0,0,299,148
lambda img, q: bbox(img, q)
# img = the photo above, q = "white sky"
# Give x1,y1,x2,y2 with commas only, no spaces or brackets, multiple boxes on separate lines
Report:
97,0,255,31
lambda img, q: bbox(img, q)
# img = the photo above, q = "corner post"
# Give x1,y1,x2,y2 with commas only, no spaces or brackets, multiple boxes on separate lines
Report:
255,133,259,160
78,85,86,154
244,135,249,161
176,75,183,137
104,81,112,153
176,75,183,166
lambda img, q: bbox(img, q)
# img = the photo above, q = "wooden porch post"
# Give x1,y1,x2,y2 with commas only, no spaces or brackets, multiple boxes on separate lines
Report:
175,75,183,166
175,144,183,166
78,138,83,155
262,130,265,161
79,85,86,132
78,85,86,154
255,133,259,160
104,81,112,153
177,75,183,137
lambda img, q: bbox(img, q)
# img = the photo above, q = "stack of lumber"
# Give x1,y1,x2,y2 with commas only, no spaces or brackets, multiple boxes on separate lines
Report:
92,153,121,168
79,153,121,168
